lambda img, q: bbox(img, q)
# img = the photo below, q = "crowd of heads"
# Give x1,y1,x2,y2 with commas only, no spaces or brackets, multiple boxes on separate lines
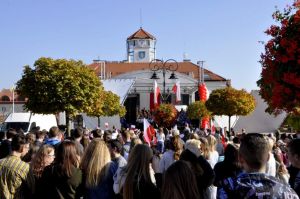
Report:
0,123,300,199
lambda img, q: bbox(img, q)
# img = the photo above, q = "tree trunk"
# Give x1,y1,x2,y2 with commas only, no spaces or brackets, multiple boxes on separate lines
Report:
66,112,71,137
228,115,231,133
98,116,101,128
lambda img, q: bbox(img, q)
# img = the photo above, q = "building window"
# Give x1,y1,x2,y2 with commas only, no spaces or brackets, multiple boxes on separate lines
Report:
1,96,10,101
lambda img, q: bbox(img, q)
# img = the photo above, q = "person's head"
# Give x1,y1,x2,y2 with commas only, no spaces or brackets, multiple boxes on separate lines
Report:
11,134,29,157
49,126,60,138
36,130,46,141
103,130,112,143
224,144,240,167
232,136,240,145
55,141,79,177
207,134,217,152
91,129,103,139
26,132,36,145
6,128,17,139
239,133,270,172
172,129,180,137
287,138,300,168
73,127,83,140
129,129,136,139
80,138,111,188
185,139,201,157
22,143,41,163
129,138,142,153
162,160,199,199
199,137,209,159
124,130,131,141
123,144,153,198
108,139,123,158
168,135,183,160
31,144,55,177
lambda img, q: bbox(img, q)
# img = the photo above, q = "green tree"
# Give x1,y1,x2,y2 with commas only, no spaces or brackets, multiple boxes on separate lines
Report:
186,101,210,128
87,90,126,127
205,87,256,130
285,114,300,132
16,57,104,135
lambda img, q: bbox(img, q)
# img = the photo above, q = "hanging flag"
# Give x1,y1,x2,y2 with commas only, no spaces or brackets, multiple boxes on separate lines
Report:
172,81,181,102
154,80,160,105
143,118,156,146
211,124,216,135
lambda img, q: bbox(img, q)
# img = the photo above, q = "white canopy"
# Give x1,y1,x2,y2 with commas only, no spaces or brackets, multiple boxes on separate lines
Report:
102,79,135,104
233,90,287,133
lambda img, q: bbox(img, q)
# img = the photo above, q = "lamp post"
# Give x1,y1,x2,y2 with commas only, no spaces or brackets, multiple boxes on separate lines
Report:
149,59,178,102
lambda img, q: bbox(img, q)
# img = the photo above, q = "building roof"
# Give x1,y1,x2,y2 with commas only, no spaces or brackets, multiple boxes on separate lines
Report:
88,61,228,82
127,28,156,40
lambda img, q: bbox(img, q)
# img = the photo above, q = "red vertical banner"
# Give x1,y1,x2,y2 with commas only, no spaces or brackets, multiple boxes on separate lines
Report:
150,92,160,110
198,83,209,129
150,92,154,110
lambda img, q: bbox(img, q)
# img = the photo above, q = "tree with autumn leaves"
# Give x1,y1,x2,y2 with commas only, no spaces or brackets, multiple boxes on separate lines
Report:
87,90,126,127
257,1,300,115
16,57,125,134
205,87,256,130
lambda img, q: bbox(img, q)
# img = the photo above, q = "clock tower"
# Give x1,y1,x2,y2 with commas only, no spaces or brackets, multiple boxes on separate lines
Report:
127,28,156,63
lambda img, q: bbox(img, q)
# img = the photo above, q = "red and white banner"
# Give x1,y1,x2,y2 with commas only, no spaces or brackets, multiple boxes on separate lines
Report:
154,80,160,105
172,81,181,102
143,118,156,146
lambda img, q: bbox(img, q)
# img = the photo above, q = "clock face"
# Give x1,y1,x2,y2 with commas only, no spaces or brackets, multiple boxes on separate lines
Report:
138,40,146,47
138,51,145,59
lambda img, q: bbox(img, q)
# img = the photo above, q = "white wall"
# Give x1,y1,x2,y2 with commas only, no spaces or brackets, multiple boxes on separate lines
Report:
139,93,150,110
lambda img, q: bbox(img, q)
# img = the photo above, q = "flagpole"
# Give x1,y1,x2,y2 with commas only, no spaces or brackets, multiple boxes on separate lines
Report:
12,86,15,113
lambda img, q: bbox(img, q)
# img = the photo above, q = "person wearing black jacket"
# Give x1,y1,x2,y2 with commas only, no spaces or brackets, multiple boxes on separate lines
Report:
180,139,215,199
213,144,242,188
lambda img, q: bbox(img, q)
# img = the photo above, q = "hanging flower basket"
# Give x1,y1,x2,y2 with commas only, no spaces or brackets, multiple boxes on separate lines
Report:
153,103,178,128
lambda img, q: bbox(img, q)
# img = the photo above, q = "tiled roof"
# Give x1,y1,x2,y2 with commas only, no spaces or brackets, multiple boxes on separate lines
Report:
88,61,228,82
127,28,156,40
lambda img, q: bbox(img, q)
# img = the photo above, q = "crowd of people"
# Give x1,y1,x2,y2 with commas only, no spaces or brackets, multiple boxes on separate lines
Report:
0,124,299,199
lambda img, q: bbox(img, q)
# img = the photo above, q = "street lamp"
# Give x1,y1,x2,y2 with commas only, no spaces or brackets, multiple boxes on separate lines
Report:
149,59,178,102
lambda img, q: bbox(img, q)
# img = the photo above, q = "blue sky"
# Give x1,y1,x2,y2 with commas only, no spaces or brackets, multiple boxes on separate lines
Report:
0,0,290,91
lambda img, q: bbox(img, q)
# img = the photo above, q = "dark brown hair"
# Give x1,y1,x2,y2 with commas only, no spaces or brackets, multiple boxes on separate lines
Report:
123,144,153,199
239,133,269,170
162,160,200,199
55,141,79,177
288,138,300,156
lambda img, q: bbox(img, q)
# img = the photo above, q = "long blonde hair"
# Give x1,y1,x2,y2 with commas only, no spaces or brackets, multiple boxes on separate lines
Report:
123,144,153,199
207,135,217,152
80,138,111,188
199,137,209,159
